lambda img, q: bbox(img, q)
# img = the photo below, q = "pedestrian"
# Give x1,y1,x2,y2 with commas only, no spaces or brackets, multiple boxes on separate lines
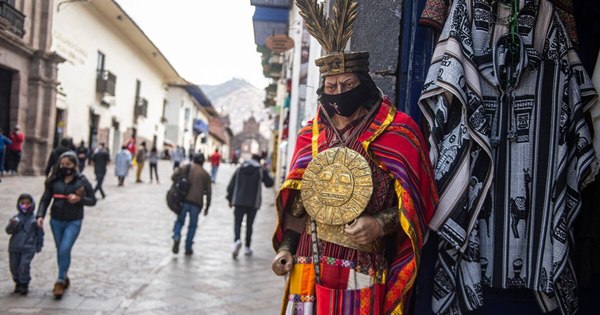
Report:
35,151,96,299
0,127,13,178
148,146,159,183
270,0,437,313
226,154,274,258
125,136,136,157
45,138,73,176
230,150,238,165
209,148,221,183
135,141,147,183
6,193,44,295
6,125,24,175
171,146,184,170
75,141,89,173
91,143,110,199
114,145,132,187
171,153,211,256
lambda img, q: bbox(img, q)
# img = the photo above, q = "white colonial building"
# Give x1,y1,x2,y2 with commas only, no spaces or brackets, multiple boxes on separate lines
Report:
51,0,186,156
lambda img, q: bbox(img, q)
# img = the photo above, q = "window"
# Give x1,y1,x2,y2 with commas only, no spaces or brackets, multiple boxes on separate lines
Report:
97,51,105,73
184,108,191,125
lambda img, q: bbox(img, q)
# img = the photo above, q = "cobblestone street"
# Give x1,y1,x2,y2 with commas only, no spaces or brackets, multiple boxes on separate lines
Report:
0,161,285,314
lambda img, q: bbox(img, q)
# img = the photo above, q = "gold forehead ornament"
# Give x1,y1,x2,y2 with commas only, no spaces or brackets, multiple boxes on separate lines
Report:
301,147,373,225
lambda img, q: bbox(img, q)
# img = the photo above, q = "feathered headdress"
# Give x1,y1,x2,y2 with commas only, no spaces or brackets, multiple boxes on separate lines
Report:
296,0,369,76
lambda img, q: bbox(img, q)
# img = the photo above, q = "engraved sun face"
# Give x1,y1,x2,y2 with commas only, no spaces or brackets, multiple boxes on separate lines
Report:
301,147,373,225
316,164,354,206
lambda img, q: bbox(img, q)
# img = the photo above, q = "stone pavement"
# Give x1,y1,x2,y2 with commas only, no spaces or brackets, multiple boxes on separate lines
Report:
0,161,286,314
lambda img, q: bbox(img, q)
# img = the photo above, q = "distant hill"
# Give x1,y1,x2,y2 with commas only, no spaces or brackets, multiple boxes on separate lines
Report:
201,78,272,138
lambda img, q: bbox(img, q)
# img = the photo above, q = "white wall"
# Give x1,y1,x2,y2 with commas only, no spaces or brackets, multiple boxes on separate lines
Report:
165,87,194,148
52,2,169,152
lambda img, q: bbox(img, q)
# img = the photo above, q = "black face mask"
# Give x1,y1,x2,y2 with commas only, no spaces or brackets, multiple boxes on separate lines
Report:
319,83,372,117
60,167,75,176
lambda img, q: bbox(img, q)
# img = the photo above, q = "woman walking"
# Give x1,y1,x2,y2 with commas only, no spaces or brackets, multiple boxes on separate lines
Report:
36,151,96,299
148,146,159,183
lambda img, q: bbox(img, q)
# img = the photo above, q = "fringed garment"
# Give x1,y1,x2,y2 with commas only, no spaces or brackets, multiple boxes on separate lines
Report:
418,0,598,314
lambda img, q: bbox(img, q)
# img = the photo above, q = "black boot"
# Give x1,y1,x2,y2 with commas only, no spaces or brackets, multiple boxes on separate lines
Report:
20,283,28,295
14,283,20,294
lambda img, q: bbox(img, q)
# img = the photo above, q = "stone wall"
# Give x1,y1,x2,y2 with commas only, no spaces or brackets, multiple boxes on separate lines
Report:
350,0,403,104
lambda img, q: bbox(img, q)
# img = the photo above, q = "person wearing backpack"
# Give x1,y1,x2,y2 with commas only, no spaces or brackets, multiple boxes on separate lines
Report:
226,154,274,258
170,153,211,256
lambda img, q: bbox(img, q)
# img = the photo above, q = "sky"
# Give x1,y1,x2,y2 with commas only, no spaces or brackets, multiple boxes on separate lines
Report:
115,0,268,89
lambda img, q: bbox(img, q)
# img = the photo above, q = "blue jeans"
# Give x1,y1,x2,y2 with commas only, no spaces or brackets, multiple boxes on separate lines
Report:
0,150,5,173
210,165,218,182
172,202,201,251
50,218,82,282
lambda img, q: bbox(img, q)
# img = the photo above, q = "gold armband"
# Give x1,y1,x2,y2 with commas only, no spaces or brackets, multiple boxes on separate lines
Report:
287,195,307,218
373,207,399,236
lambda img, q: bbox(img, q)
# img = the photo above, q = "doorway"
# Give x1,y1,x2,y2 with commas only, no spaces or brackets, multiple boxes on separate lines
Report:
88,111,100,149
0,67,13,132
53,109,65,148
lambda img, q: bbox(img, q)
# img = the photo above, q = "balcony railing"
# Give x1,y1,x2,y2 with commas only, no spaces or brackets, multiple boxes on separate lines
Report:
96,70,116,96
134,97,148,120
0,1,25,38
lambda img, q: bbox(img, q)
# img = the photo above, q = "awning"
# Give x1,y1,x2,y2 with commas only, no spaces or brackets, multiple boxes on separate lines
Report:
193,119,209,134
253,6,288,46
250,0,291,8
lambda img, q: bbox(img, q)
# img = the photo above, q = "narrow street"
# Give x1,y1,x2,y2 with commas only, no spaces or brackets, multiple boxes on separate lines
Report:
0,161,285,314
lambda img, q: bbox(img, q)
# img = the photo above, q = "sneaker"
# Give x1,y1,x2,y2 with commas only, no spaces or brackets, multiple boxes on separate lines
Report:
244,246,253,256
53,281,65,299
20,284,28,295
231,239,242,259
172,239,180,254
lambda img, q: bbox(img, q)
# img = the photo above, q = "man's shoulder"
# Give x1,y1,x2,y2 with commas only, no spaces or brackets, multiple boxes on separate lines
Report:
191,164,210,179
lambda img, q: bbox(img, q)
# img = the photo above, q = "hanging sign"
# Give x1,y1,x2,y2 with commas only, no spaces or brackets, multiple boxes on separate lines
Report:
266,34,294,53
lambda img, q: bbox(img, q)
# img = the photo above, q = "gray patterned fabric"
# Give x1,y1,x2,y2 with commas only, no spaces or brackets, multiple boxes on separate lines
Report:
418,0,599,314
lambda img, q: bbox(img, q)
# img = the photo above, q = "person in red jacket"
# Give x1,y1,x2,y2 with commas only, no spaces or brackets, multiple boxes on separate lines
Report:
6,125,24,175
209,149,221,183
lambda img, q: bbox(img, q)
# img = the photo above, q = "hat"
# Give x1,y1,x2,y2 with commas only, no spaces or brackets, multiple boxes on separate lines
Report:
296,0,369,77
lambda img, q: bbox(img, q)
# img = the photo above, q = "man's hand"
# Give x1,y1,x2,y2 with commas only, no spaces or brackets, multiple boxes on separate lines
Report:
36,217,44,229
272,250,294,276
203,207,209,216
344,215,383,244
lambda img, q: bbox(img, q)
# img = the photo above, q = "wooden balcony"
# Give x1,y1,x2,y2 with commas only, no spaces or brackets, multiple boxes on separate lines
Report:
96,70,117,96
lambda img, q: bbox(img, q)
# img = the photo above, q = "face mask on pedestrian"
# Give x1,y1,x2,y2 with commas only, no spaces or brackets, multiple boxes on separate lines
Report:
60,167,75,176
18,202,32,214
319,83,372,117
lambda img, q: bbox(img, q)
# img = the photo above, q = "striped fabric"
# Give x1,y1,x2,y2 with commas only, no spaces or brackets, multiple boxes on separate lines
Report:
285,255,385,315
274,99,438,314
418,0,598,314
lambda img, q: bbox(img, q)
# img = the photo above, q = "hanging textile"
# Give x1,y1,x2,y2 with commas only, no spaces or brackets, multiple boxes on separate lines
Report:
418,0,599,314
418,0,579,48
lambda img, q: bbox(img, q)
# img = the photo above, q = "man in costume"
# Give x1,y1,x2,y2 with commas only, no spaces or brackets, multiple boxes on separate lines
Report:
270,0,438,314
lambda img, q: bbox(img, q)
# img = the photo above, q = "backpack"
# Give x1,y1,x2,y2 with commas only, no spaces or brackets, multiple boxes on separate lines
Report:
166,164,192,214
